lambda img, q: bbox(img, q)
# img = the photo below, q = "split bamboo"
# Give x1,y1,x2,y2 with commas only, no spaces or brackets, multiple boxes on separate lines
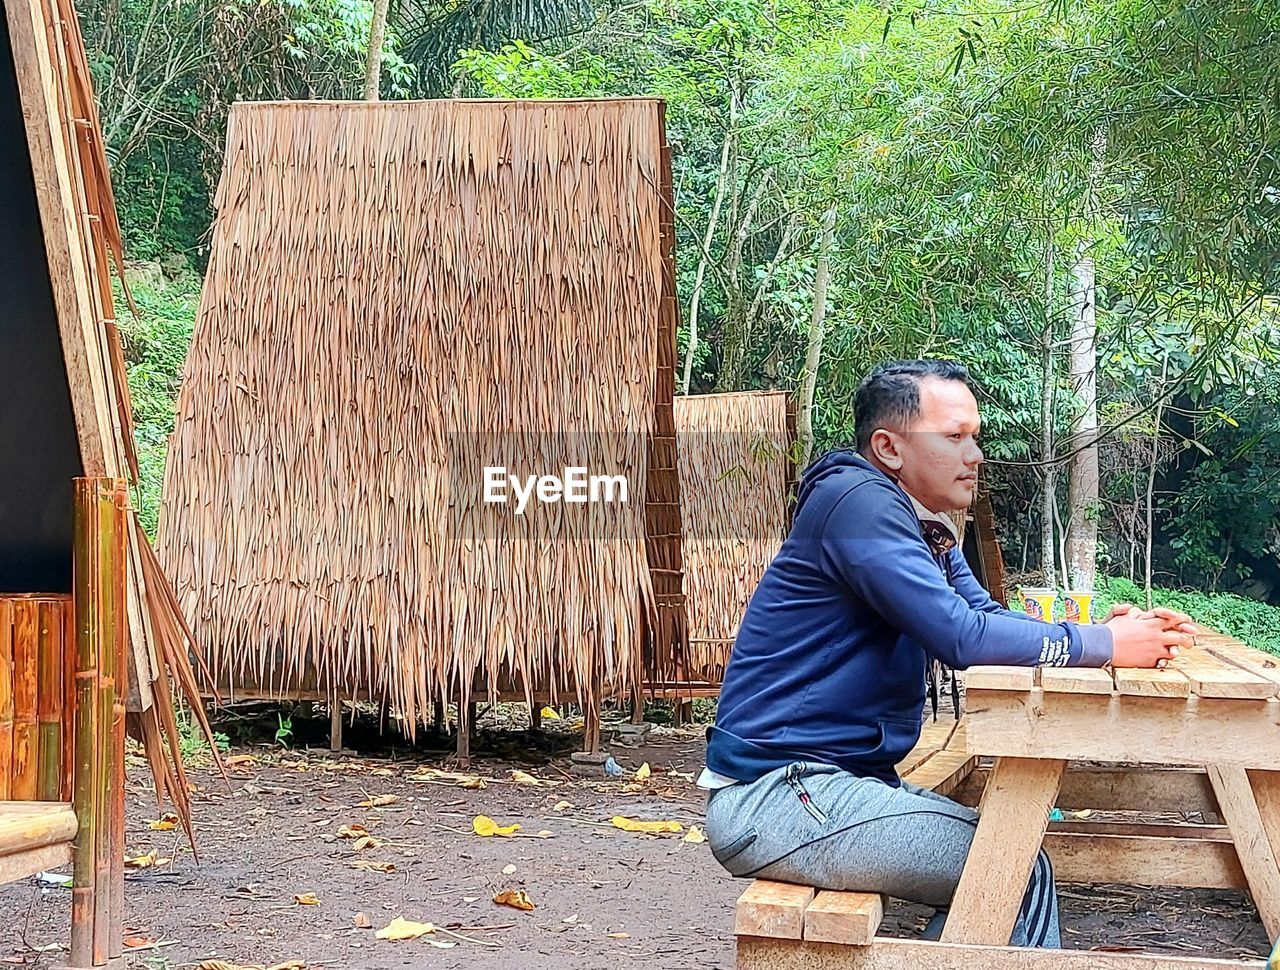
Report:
11,599,38,799
157,99,688,729
0,600,12,798
36,597,67,800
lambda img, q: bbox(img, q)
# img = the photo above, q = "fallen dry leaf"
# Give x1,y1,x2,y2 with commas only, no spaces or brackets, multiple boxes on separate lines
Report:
509,769,549,787
376,916,435,941
539,706,561,720
352,859,396,873
223,754,257,767
473,815,520,837
553,800,574,812
293,893,320,905
370,767,395,777
146,813,180,832
501,864,517,875
633,762,651,782
610,817,683,835
197,963,304,970
493,889,535,912
353,912,373,929
683,825,707,844
458,776,487,790
336,823,369,839
123,850,170,869
357,794,399,808
608,932,631,940
351,835,385,851
122,935,156,948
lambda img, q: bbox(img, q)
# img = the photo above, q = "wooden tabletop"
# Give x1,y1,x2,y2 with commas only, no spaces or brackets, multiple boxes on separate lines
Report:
966,625,1280,701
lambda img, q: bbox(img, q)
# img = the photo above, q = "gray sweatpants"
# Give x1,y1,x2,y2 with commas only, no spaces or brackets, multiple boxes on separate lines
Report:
705,760,1060,947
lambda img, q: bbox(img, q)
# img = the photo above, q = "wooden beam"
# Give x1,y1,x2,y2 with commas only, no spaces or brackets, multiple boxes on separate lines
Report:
803,892,883,946
736,937,1266,970
1115,667,1192,698
1208,766,1280,941
0,805,78,855
955,765,1222,818
965,691,1280,770
963,667,1035,692
0,842,72,887
1047,831,1245,889
1039,667,1115,694
735,881,815,940
941,757,1065,945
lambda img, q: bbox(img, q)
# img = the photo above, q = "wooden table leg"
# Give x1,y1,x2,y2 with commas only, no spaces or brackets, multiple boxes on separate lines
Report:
1210,766,1280,942
940,757,1065,945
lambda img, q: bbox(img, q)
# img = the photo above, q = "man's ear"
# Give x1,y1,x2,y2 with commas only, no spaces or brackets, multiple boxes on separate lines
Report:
869,429,904,471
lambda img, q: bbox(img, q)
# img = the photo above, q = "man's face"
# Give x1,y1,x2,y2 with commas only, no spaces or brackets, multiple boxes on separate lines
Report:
877,377,984,513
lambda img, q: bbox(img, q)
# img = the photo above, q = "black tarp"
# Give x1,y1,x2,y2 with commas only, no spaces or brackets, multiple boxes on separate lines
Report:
0,11,83,593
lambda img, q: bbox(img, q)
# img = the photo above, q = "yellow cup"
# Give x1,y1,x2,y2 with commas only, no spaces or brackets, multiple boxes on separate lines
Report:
1062,591,1094,624
1019,587,1058,622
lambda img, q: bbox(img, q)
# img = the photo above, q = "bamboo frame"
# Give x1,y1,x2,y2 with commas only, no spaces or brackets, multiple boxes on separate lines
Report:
0,600,12,799
11,600,38,799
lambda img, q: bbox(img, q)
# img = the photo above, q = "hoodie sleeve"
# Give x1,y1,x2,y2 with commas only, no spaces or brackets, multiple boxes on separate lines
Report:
818,482,1113,669
947,546,1042,622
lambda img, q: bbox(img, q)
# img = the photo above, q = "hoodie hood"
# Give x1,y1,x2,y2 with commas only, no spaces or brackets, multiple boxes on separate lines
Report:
795,448,885,516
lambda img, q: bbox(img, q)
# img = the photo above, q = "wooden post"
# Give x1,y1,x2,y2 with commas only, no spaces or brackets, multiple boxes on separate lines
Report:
630,682,645,725
36,598,66,801
455,698,472,768
71,478,126,968
530,702,543,732
329,695,343,753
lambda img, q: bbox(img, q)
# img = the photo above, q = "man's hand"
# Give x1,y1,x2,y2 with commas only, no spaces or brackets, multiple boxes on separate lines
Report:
1104,605,1197,668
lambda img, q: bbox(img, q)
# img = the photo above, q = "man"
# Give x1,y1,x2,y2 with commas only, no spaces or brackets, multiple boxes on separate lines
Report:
702,359,1193,948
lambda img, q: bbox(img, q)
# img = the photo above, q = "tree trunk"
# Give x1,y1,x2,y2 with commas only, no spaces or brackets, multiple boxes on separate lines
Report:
1065,238,1098,590
363,0,392,101
1039,230,1058,588
715,170,772,391
680,117,734,394
796,206,839,467
1145,356,1169,609
1065,126,1107,591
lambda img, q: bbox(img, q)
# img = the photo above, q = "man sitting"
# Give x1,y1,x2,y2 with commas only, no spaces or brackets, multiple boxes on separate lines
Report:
702,359,1193,948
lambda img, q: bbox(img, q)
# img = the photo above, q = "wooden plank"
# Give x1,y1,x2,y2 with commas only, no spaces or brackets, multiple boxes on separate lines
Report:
941,757,1065,945
1039,666,1115,694
1247,769,1280,867
737,937,1267,970
954,765,1222,818
1049,820,1229,841
1047,831,1245,889
802,891,883,945
894,718,959,778
963,666,1034,692
0,842,72,887
904,750,978,798
1208,766,1280,941
1172,648,1276,700
0,805,78,854
966,691,1280,770
735,880,815,940
1116,666,1192,698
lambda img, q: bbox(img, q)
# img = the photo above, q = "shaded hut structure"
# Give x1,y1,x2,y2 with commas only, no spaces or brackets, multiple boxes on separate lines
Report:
1,0,213,962
670,392,796,688
157,99,688,756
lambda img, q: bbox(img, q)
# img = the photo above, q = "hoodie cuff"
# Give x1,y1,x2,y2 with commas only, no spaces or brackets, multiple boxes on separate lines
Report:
1071,623,1114,668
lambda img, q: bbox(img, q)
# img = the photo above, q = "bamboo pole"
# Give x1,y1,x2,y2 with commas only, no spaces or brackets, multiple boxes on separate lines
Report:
11,599,39,800
71,478,125,968
37,598,66,801
62,600,76,801
0,599,12,799
109,481,129,960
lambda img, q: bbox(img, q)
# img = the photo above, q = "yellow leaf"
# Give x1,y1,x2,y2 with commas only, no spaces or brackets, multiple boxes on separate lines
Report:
553,800,574,812
370,767,395,777
357,794,399,808
493,889,535,912
293,892,320,905
146,813,180,831
509,769,549,787
473,815,520,837
124,850,159,869
610,816,683,834
376,916,435,941
337,823,369,839
683,825,707,844
458,776,487,790
568,718,585,731
224,754,257,767
351,835,385,851
352,859,396,873
268,962,306,970
634,762,651,782
539,706,561,720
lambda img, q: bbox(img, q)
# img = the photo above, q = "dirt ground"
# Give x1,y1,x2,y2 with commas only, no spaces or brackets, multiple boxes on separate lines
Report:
0,705,1271,969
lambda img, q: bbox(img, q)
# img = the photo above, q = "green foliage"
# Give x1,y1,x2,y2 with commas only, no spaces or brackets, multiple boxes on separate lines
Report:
177,705,230,762
1095,577,1280,656
114,270,201,538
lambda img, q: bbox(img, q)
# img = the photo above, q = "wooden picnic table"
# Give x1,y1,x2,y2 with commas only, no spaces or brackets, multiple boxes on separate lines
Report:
949,626,1280,953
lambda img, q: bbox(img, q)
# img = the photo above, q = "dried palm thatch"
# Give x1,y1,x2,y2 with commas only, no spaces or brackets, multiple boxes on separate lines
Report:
157,99,687,731
675,391,796,681
3,0,219,840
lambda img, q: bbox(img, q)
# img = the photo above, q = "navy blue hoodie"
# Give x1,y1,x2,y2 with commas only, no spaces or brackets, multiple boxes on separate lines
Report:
705,450,1112,787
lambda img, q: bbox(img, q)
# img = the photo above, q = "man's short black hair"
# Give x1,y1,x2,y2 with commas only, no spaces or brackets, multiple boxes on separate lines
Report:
854,359,971,453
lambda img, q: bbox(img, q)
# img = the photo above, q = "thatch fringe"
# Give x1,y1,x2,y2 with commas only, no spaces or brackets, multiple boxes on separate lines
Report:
158,100,687,728
675,391,795,680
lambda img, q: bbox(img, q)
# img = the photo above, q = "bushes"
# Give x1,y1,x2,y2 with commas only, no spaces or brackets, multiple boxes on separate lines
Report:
1095,576,1280,656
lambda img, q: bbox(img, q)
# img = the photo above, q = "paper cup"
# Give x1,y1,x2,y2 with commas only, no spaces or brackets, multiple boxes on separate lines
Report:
1019,587,1058,622
1062,591,1094,624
